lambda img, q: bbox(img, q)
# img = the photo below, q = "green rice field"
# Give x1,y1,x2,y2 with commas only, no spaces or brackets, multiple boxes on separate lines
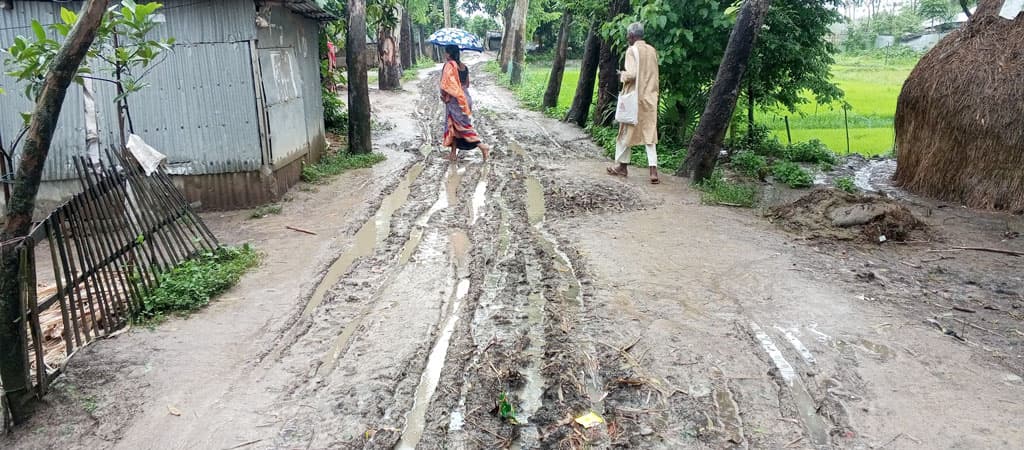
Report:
497,54,914,157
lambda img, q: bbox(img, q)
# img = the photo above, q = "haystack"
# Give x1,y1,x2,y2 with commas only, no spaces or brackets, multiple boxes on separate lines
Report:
893,1,1024,212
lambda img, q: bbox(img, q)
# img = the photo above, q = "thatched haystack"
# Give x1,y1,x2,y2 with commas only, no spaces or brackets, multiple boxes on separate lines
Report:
893,1,1024,212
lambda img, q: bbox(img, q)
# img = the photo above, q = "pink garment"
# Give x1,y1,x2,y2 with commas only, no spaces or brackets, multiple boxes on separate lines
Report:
327,41,338,70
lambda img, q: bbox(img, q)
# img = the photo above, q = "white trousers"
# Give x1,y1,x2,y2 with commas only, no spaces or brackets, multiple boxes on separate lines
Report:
615,141,658,167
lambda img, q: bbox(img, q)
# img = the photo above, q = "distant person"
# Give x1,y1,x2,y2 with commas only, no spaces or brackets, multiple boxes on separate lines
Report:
440,44,490,161
607,22,660,184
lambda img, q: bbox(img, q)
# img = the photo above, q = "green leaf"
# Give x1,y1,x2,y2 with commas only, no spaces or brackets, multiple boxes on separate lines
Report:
31,20,47,41
20,112,32,126
60,7,78,25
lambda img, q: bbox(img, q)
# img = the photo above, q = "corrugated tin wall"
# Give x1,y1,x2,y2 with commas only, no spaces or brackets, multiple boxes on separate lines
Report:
0,0,265,180
256,4,324,166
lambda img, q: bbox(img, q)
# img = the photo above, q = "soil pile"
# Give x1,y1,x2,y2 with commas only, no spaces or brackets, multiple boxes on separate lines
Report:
543,177,650,217
769,189,927,242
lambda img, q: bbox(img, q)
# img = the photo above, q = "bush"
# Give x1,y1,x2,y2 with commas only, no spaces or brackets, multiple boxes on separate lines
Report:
785,139,837,165
734,123,787,158
138,245,260,323
696,170,758,207
835,176,857,193
323,88,348,133
731,150,768,179
772,161,814,188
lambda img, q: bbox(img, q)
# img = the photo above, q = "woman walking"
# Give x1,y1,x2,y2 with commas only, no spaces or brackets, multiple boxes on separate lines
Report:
440,44,490,161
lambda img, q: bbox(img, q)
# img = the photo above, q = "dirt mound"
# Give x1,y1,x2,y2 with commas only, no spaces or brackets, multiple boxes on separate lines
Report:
769,189,927,242
544,177,650,217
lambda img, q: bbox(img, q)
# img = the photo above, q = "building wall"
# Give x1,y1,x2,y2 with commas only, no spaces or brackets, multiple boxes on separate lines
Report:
0,0,264,182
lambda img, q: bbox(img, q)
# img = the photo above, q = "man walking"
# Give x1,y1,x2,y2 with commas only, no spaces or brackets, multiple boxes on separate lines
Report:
606,22,660,184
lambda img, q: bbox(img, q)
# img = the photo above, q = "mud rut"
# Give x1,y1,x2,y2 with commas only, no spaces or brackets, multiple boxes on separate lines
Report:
243,67,862,450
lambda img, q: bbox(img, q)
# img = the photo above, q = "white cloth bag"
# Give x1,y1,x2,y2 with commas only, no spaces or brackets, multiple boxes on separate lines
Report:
614,46,640,125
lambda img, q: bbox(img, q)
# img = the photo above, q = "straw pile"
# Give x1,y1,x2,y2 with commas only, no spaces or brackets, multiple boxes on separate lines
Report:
893,4,1024,212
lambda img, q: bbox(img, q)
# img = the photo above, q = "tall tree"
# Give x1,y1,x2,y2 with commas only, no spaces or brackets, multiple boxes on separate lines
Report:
498,5,513,68
502,0,528,75
681,0,773,181
0,0,108,425
371,0,402,90
400,6,413,69
593,0,630,126
542,11,573,109
347,0,373,153
564,24,600,126
443,0,452,27
508,0,530,84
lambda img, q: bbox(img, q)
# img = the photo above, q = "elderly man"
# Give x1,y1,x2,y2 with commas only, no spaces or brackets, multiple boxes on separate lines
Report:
606,22,660,184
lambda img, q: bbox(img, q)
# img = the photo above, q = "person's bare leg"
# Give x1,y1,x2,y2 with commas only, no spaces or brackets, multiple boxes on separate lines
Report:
646,144,660,184
449,146,457,162
479,143,491,161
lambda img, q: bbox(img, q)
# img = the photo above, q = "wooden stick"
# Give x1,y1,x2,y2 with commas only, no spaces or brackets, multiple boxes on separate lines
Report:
286,226,318,236
952,246,1023,257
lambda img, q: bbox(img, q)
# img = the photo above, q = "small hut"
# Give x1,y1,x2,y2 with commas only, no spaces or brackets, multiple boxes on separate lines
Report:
893,0,1024,212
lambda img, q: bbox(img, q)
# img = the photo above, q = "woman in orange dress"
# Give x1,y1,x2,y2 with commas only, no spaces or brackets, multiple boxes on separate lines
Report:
440,44,490,161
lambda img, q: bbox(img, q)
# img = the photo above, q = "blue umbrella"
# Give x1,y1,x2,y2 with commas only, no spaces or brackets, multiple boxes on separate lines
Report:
427,28,485,52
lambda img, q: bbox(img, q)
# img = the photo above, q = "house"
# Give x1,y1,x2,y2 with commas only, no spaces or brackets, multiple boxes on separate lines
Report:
0,0,333,211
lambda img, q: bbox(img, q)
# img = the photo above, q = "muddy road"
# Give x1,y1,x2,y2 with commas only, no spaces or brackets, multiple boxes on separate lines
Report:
6,54,1024,450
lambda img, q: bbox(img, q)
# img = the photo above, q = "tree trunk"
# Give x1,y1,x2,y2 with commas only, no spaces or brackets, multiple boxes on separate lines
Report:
542,12,573,109
443,0,451,28
498,6,514,72
347,0,373,153
411,25,419,65
564,24,600,127
593,0,630,126
680,0,773,181
509,0,530,85
959,0,972,18
0,0,108,425
378,27,402,90
400,8,413,69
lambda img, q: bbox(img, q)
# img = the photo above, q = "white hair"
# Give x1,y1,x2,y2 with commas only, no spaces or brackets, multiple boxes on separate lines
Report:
627,22,644,39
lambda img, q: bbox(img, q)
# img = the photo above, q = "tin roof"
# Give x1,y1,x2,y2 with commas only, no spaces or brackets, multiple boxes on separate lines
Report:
283,0,336,21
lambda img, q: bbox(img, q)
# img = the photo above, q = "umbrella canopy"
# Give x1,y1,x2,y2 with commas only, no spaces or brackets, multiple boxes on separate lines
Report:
427,28,485,52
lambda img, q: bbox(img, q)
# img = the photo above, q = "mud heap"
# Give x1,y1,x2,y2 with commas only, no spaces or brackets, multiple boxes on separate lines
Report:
769,189,927,242
543,176,651,217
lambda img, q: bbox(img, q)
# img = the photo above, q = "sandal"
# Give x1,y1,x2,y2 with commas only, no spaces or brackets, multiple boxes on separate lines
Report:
606,167,627,177
650,177,661,185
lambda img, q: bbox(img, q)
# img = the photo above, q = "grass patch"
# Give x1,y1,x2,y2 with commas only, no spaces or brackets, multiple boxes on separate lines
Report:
402,59,438,81
136,245,260,323
250,203,282,219
731,150,768,179
771,161,814,188
301,150,386,184
696,171,758,207
835,176,857,193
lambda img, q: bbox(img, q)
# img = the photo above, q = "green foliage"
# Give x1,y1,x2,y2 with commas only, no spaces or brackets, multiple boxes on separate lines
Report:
497,392,517,424
919,0,957,24
323,88,348,133
784,139,836,165
696,170,757,207
302,150,387,184
731,123,785,158
730,150,768,179
3,1,173,104
401,59,436,81
835,176,857,193
771,161,813,188
747,0,843,113
250,204,282,219
137,245,260,323
844,6,926,51
466,15,500,39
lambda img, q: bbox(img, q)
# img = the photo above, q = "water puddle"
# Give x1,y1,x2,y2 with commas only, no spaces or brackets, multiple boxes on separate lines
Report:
750,322,830,448
525,176,545,227
400,165,460,265
714,387,745,444
397,229,473,450
854,338,895,362
471,166,490,226
776,326,816,365
302,163,424,317
509,141,527,158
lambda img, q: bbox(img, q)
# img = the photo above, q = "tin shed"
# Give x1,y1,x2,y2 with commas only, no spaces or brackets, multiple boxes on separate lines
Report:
0,0,333,211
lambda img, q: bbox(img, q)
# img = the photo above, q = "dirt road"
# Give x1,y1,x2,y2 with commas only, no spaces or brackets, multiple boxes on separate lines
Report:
5,54,1024,449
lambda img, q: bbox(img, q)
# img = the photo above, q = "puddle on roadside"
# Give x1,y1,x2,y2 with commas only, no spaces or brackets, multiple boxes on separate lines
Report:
302,162,425,317
509,141,527,158
450,230,471,278
855,338,895,361
400,165,460,265
714,388,744,444
525,176,545,227
751,322,830,448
